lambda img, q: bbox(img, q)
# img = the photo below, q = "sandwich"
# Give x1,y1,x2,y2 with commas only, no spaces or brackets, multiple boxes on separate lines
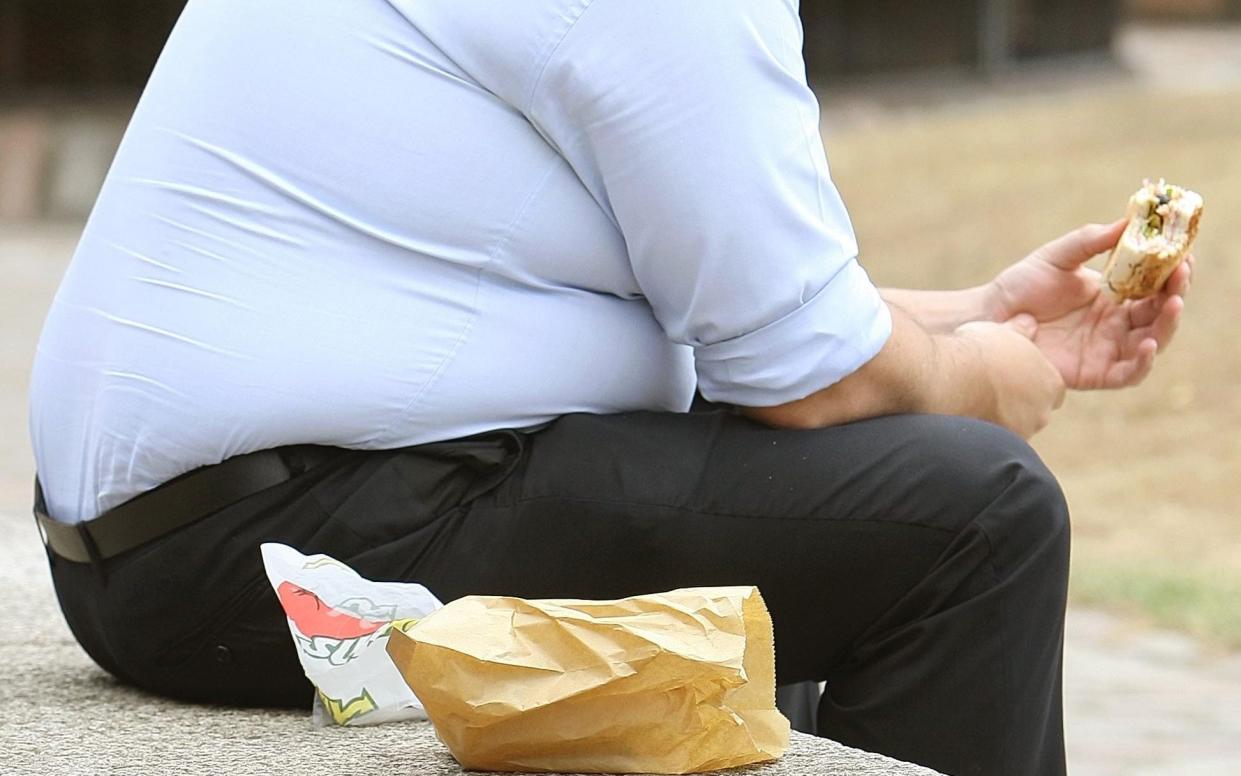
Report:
1102,179,1203,301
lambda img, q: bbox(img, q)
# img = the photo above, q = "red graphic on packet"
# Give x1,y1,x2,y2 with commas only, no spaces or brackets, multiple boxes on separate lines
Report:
276,582,385,640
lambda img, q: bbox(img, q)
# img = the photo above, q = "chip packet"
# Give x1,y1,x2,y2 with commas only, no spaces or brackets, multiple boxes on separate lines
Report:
260,543,442,726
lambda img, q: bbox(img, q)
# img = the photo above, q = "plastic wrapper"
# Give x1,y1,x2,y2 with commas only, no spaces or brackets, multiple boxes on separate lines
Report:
387,587,789,774
260,543,442,726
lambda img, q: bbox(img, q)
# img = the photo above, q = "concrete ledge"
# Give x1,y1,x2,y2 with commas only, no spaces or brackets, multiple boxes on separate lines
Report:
0,513,942,775
1,646,944,776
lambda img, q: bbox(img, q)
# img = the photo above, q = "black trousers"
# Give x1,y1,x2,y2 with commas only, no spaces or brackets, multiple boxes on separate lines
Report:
47,410,1070,776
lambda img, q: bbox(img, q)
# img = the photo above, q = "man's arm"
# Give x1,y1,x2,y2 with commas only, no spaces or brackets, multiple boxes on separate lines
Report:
879,287,994,333
882,222,1189,392
524,2,1066,430
527,1,894,409
741,303,1066,438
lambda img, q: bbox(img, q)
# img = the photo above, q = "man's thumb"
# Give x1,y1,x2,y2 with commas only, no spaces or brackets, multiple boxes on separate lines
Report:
1005,313,1039,339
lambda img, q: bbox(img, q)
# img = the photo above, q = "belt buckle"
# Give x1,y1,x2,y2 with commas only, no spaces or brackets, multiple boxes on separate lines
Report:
34,514,50,549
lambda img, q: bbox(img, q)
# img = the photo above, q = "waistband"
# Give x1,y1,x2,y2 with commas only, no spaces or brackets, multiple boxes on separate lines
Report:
34,446,342,565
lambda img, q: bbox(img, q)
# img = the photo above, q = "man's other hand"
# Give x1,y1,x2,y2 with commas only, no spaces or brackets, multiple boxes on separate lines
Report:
985,221,1191,390
953,317,1066,438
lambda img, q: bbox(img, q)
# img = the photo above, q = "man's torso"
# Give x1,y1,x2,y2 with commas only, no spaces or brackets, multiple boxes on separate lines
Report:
29,0,697,522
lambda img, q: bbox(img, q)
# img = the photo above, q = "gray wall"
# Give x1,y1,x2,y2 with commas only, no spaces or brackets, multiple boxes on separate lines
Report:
801,0,1121,75
0,0,1125,98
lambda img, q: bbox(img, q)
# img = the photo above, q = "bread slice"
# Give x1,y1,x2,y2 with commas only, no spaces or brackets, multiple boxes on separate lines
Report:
1102,179,1203,301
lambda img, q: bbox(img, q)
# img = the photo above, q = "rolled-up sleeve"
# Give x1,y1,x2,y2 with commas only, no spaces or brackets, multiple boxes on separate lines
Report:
526,0,891,406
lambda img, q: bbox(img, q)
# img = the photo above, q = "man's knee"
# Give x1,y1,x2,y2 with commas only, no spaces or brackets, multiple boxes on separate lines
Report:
1003,436,1071,553
937,416,1070,585
896,414,1068,564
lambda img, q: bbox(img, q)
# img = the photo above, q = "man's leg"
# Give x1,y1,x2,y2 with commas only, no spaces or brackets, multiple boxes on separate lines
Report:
48,410,1068,775
413,411,1069,776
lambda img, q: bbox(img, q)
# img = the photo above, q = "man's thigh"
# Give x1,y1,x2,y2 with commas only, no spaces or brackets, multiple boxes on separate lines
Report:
409,410,1056,684
65,409,1058,706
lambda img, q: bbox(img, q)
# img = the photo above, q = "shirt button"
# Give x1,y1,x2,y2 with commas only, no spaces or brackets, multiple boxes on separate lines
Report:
215,645,233,664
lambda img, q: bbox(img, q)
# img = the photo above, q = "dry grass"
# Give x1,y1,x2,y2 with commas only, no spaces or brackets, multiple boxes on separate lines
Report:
824,82,1241,646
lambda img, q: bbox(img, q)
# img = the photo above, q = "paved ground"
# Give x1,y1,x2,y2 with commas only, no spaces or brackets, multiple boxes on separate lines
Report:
1064,612,1241,775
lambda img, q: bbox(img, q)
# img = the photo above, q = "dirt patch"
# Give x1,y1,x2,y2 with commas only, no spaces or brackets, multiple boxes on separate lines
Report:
824,77,1241,645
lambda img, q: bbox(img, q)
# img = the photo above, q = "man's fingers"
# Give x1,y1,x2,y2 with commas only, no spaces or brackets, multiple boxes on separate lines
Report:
1107,338,1157,388
1128,296,1162,328
1151,295,1184,353
1130,295,1183,351
1128,339,1158,386
1166,257,1193,298
1005,313,1039,339
1040,219,1127,270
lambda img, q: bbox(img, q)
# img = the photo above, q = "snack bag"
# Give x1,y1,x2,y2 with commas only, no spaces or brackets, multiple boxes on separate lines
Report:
387,587,789,774
259,543,442,726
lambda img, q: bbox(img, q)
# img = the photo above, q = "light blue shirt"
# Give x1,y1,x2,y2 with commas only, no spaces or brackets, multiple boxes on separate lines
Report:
30,0,891,523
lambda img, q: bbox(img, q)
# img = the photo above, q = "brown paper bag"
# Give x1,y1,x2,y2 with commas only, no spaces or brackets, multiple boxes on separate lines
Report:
385,586,789,774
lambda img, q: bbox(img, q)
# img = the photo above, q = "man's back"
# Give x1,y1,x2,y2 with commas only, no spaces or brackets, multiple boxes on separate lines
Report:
30,0,699,523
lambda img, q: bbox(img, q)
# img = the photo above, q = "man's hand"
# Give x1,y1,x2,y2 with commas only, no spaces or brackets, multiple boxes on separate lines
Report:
953,317,1066,438
985,221,1192,390
744,221,1192,435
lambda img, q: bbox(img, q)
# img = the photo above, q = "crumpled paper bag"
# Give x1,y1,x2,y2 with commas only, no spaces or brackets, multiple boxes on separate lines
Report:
386,587,789,774
260,543,442,726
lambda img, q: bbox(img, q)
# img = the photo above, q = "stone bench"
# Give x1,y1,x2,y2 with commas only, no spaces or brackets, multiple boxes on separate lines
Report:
405,722,946,775
1,512,942,775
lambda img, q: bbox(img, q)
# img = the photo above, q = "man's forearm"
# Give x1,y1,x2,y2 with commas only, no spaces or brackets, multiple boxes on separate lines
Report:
880,286,996,333
741,305,998,430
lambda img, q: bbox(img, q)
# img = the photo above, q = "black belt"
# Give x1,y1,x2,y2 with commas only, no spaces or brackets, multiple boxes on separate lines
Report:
34,446,339,564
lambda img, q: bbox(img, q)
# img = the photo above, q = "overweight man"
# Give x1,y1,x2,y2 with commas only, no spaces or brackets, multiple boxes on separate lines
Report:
29,2,1189,775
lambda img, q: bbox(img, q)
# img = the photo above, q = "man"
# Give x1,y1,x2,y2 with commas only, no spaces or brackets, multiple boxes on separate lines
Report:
30,2,1189,775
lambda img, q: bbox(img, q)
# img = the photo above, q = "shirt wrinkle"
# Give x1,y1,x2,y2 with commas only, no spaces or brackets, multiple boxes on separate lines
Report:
524,0,598,114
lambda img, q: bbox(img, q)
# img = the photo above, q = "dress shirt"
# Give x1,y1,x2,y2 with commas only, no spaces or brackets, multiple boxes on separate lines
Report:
29,0,892,524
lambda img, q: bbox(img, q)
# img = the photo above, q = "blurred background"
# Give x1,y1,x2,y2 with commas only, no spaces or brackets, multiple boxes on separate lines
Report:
2,1,1239,773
